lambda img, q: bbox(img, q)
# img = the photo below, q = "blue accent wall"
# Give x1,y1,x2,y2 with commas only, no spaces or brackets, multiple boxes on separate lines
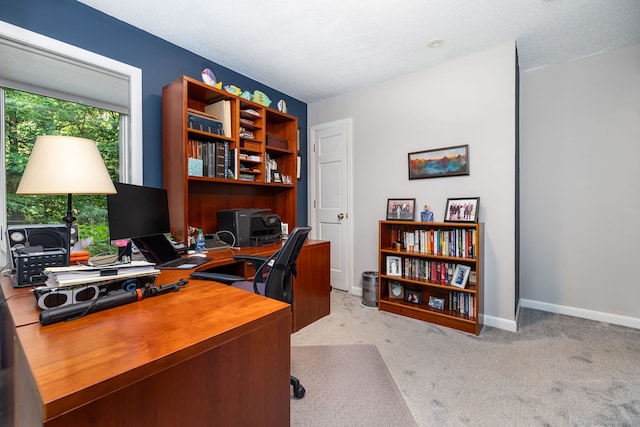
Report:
1,0,308,225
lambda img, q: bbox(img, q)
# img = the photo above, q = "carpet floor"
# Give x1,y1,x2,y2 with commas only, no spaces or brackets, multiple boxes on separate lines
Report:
290,344,417,426
292,290,640,426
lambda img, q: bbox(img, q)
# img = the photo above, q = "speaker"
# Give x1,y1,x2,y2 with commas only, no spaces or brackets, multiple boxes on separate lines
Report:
7,224,77,286
33,273,158,309
7,224,73,251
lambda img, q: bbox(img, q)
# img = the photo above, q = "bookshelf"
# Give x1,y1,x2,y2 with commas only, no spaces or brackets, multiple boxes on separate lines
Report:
162,76,298,243
378,220,483,335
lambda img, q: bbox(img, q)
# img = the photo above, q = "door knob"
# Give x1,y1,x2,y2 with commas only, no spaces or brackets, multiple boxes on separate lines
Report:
338,213,345,220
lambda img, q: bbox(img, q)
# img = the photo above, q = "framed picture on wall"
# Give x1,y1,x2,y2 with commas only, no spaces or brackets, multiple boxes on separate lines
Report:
408,145,469,180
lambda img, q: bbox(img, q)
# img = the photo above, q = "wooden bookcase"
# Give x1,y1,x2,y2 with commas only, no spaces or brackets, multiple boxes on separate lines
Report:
378,220,483,335
162,76,298,243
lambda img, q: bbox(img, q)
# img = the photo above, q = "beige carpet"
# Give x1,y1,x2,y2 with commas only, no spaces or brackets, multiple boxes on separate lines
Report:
290,344,417,426
292,290,640,426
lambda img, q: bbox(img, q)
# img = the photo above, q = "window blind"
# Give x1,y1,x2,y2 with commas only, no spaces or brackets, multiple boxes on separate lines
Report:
0,36,130,114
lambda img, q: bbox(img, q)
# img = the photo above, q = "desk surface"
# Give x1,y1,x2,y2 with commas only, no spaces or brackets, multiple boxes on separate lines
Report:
2,272,292,426
1,238,329,329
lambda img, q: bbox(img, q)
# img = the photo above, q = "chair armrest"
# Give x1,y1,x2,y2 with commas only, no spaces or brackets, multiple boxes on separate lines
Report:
189,271,244,284
232,255,268,270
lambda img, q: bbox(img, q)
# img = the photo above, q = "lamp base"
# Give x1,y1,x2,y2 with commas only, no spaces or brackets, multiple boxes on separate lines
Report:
63,193,76,266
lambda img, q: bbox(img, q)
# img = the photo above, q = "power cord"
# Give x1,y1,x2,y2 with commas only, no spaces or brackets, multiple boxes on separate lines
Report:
215,230,236,247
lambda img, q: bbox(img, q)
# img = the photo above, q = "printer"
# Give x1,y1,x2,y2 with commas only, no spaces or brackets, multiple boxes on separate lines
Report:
217,208,282,247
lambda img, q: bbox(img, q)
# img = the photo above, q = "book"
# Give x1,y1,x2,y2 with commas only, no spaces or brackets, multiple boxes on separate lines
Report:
187,112,223,135
227,148,238,179
205,100,232,137
214,141,226,178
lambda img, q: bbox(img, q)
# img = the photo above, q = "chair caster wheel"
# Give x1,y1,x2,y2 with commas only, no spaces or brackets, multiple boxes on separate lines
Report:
294,385,305,399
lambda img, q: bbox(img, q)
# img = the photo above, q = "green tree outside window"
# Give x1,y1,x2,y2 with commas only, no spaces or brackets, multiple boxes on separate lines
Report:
4,89,120,255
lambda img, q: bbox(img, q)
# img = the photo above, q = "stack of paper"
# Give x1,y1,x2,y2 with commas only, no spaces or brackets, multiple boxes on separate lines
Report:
44,261,160,288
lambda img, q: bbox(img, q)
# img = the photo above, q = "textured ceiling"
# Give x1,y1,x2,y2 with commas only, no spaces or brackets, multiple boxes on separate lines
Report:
77,0,640,103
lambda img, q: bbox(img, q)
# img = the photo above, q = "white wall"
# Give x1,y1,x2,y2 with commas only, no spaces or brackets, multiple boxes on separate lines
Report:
309,42,518,330
520,44,640,328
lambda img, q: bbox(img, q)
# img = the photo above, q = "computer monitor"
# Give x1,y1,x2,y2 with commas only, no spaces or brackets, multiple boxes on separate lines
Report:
107,182,171,240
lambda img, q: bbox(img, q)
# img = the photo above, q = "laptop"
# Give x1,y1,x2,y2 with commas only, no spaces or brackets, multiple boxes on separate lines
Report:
131,233,211,269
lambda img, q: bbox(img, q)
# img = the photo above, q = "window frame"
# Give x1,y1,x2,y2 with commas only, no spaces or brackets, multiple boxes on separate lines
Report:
0,21,143,265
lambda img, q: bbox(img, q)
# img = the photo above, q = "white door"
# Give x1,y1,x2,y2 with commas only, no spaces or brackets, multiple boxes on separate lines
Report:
309,119,351,292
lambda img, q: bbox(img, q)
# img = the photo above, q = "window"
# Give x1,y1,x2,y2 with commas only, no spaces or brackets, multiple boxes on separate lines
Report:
4,89,120,255
0,21,142,265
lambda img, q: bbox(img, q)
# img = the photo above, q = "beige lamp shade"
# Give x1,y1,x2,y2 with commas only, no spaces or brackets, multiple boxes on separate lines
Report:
16,135,117,195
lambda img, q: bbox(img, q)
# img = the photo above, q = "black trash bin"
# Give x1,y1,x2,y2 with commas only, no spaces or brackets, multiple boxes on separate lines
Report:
362,271,379,307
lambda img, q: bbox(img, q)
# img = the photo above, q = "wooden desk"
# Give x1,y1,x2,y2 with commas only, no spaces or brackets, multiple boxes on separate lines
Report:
1,275,291,427
188,239,331,333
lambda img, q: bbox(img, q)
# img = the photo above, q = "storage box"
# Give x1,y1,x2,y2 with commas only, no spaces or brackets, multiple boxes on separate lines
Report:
266,135,288,150
188,157,203,176
239,140,261,152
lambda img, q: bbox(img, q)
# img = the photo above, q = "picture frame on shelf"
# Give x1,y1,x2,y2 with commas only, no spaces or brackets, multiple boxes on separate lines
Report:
386,198,415,221
451,264,471,289
408,144,469,180
404,289,422,304
386,255,402,276
388,280,404,299
469,271,477,286
271,169,283,183
428,296,445,310
444,197,479,223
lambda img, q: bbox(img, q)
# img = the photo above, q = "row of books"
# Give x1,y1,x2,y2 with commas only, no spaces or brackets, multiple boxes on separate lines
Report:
400,258,475,288
449,291,476,317
264,154,279,183
187,109,224,135
401,228,477,258
188,140,237,179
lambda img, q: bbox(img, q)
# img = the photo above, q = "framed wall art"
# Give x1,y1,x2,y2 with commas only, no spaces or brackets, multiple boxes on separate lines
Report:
386,198,415,221
444,197,479,223
408,144,469,180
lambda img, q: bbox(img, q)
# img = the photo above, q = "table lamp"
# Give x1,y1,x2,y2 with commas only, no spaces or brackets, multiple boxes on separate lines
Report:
16,135,117,265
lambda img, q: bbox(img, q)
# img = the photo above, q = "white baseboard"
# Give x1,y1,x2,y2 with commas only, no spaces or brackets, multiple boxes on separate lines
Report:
520,299,640,330
482,313,518,332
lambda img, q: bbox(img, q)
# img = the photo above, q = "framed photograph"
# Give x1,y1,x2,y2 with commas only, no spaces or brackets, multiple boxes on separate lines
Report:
386,256,402,276
444,197,479,223
469,271,477,286
388,280,404,300
428,296,445,310
451,264,471,289
271,169,282,183
386,198,415,221
404,289,422,304
408,144,469,180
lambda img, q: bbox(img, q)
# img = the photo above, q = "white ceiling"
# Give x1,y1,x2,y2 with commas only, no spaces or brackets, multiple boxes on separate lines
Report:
77,0,640,103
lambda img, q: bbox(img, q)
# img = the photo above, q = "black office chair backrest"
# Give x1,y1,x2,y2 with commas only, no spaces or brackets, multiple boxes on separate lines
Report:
260,226,311,304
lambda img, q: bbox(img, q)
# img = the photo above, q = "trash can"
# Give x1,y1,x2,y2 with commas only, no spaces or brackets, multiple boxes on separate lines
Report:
362,271,379,307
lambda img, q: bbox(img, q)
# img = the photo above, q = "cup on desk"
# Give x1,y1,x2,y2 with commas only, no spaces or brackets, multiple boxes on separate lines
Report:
281,223,289,239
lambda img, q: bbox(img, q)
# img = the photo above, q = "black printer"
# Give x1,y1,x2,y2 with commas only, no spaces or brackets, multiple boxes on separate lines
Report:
217,209,282,247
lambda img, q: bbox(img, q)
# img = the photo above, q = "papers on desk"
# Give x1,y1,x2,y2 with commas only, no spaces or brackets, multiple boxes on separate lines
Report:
44,261,160,287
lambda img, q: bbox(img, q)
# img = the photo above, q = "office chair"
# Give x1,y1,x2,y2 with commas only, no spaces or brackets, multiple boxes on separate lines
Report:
195,226,311,398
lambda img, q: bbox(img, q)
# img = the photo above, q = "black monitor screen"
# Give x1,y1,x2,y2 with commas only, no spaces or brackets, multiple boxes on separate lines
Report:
107,182,171,241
